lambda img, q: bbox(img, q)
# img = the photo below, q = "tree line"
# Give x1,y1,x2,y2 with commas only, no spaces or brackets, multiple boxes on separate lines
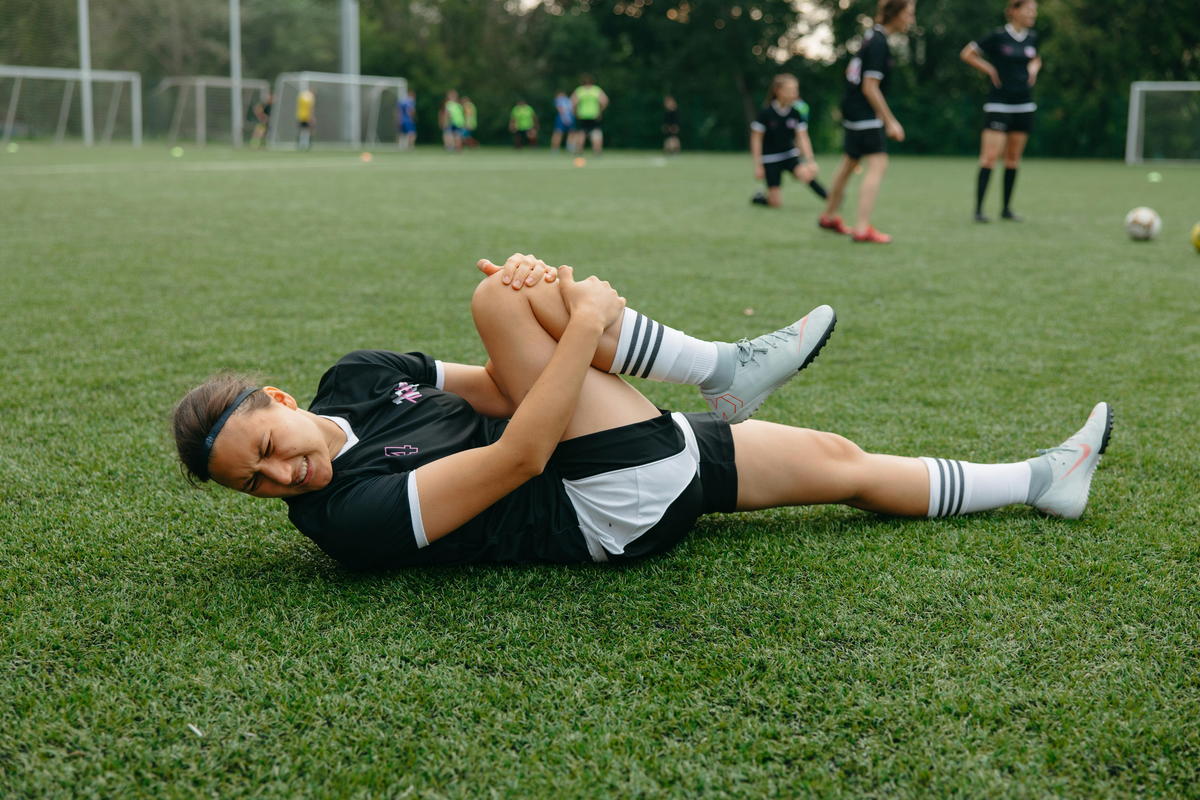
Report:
3,0,1198,157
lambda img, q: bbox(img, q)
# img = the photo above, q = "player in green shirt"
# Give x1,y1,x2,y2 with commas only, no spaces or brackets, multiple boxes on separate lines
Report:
571,75,610,154
440,90,465,152
510,100,538,148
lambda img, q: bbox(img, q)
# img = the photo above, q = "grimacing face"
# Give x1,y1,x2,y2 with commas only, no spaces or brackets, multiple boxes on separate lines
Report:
207,388,338,499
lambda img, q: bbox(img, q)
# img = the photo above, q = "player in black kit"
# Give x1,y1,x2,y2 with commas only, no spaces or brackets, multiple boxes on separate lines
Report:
961,0,1042,222
749,74,825,209
173,254,1112,571
819,0,914,243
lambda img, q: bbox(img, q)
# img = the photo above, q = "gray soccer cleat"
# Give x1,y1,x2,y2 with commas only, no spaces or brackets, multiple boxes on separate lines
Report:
1028,402,1114,519
701,305,837,424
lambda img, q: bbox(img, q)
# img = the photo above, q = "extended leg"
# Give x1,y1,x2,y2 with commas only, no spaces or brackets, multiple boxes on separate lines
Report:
730,403,1112,520
853,152,889,235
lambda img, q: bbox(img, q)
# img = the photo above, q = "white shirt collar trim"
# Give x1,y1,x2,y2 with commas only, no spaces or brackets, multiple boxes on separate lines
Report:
319,415,359,459
1005,23,1029,42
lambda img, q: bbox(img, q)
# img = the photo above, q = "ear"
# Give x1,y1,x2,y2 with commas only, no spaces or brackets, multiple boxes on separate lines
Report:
261,386,299,410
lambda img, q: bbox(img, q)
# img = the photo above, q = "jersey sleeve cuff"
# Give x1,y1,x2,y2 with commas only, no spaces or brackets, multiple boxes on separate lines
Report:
749,121,766,132
407,471,429,548
434,360,446,390
864,70,884,80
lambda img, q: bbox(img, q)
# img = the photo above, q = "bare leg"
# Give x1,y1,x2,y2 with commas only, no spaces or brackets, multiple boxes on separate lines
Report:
471,273,658,440
823,155,857,217
979,129,1006,168
732,420,928,515
853,152,889,233
1003,132,1028,168
767,186,783,207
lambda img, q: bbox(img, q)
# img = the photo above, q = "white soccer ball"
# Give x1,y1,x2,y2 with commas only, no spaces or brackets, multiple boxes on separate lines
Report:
1125,206,1162,241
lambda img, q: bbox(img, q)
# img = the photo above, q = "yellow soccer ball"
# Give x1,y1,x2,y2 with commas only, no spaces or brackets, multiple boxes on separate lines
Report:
1192,221,1200,253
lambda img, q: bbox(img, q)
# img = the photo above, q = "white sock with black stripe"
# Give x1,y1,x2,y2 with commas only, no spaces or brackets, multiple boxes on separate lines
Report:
919,457,1032,517
609,308,726,386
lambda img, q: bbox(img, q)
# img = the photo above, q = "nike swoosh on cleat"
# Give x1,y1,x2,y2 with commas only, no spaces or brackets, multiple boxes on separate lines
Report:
1062,443,1092,479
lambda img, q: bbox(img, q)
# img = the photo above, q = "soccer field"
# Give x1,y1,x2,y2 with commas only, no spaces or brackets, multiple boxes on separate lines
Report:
3,145,1198,797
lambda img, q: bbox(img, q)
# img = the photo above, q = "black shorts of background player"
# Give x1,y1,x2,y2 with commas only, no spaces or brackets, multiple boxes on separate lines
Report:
173,253,1112,572
820,0,915,243
749,74,824,209
961,0,1042,222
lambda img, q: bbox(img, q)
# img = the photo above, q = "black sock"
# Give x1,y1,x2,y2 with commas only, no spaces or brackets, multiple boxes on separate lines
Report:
807,179,828,199
975,167,992,214
1003,167,1018,211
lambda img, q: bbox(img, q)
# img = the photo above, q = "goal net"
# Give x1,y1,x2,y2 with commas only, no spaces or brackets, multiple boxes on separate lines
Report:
1125,81,1200,164
155,76,271,146
0,65,141,145
268,71,407,150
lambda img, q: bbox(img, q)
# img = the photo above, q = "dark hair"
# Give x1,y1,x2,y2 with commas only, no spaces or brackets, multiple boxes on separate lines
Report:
172,373,269,485
876,0,913,25
764,73,798,106
1005,0,1033,18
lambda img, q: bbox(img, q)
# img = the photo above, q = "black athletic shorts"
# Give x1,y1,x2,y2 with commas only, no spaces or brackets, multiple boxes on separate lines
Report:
578,118,601,134
764,156,801,188
984,110,1034,133
549,410,737,563
843,126,887,159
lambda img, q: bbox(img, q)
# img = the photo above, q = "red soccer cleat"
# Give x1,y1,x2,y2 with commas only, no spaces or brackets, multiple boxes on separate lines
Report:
818,214,851,235
851,225,892,243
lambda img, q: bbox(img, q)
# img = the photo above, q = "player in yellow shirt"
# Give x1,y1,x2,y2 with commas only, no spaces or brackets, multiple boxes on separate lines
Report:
296,88,315,150
509,100,538,148
571,75,609,154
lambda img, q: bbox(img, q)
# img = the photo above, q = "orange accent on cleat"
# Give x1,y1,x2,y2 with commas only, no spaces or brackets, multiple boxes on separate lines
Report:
852,225,892,243
818,214,851,235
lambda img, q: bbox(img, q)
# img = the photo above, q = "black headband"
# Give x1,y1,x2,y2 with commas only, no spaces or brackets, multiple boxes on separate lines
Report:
203,387,261,462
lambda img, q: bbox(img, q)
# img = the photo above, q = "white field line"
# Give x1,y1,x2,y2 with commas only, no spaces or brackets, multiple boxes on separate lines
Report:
1,155,668,178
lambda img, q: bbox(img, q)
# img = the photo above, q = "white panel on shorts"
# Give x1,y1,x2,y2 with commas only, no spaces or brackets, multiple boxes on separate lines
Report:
407,471,429,548
562,412,701,563
983,102,1037,113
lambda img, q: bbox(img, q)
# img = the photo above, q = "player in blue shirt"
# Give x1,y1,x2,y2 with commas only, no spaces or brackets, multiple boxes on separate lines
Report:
174,255,1111,571
551,91,575,153
396,89,417,150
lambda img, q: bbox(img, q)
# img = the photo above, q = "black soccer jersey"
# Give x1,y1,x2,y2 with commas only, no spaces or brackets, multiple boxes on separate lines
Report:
972,25,1039,109
841,25,893,129
283,350,589,569
750,102,806,163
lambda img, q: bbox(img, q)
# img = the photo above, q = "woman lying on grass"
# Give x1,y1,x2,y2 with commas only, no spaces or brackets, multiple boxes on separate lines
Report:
173,254,1112,569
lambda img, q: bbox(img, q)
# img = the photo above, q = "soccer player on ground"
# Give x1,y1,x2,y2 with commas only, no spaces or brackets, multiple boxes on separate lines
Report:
819,0,914,243
571,76,609,155
510,100,538,148
749,74,824,209
550,91,575,153
439,90,465,152
296,87,315,151
961,0,1041,222
248,91,272,149
396,89,417,150
173,254,1113,571
662,95,681,155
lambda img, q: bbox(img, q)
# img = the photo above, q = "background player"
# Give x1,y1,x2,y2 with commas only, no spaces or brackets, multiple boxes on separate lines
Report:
571,75,609,155
550,91,575,153
248,90,272,149
749,73,824,208
295,87,315,150
819,0,915,243
396,89,417,149
662,95,681,155
961,0,1042,222
510,100,538,148
461,96,479,148
439,90,465,152
173,254,1111,571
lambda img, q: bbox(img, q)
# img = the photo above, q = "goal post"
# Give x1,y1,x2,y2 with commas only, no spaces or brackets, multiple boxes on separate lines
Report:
0,65,142,146
268,71,407,150
1125,81,1200,164
154,76,271,146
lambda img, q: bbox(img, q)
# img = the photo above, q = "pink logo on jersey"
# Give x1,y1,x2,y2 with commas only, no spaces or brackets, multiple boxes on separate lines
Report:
392,382,423,405
385,445,419,457
1025,46,1036,58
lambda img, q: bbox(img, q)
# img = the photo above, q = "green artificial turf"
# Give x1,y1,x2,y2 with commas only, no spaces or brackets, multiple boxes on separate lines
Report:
2,144,1198,798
